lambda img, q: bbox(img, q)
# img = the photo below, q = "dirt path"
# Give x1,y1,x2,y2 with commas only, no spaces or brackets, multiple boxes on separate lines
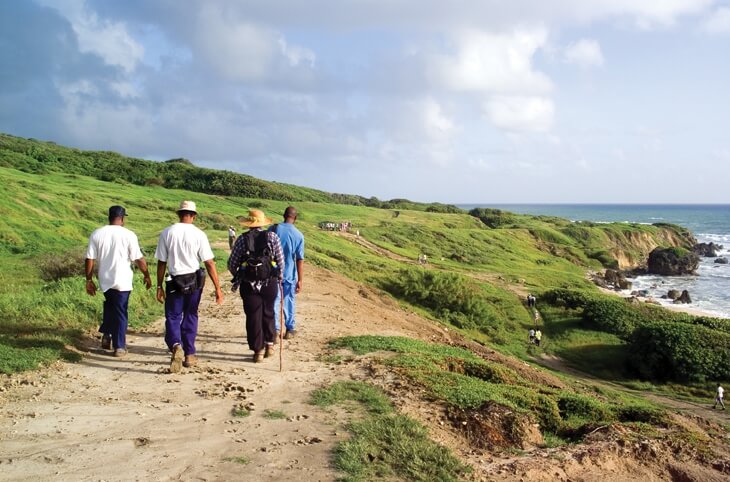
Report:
0,266,451,482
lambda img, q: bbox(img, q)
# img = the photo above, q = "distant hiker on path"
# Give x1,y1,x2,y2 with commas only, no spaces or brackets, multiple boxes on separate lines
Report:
527,294,536,308
229,209,284,363
534,329,542,347
528,328,535,344
228,226,236,250
270,206,304,340
714,384,726,410
85,205,152,357
155,201,223,373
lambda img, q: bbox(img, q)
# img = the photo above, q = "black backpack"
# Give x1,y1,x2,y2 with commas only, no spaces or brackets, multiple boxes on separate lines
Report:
240,230,275,282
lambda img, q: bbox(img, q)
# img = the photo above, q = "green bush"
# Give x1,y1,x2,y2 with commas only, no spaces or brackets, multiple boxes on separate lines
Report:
628,322,730,382
581,298,645,339
381,268,499,331
541,288,594,310
468,208,516,228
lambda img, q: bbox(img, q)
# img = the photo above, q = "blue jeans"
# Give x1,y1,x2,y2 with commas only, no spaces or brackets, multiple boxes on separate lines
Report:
274,279,297,331
164,285,202,355
99,289,130,350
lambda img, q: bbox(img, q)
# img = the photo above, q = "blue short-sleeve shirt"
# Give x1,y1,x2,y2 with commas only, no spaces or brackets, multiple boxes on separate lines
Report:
271,222,304,281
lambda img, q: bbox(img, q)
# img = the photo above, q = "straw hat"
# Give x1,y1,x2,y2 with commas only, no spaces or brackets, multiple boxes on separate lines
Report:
239,209,272,228
176,200,197,213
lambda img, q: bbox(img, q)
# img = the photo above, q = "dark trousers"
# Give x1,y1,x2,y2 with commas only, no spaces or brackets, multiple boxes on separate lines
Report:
241,281,278,352
164,285,202,355
100,289,130,350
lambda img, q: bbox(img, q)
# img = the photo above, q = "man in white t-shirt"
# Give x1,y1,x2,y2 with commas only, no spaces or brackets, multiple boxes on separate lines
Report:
155,200,223,373
85,205,152,357
714,384,725,410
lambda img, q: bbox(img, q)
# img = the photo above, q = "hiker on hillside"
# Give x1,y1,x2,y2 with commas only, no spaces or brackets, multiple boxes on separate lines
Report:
534,329,542,347
85,205,152,357
528,328,535,344
228,226,236,250
270,206,304,340
228,209,284,363
714,383,726,410
155,201,223,373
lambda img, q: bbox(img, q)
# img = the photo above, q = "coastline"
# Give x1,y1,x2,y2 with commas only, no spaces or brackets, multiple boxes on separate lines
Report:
597,285,726,319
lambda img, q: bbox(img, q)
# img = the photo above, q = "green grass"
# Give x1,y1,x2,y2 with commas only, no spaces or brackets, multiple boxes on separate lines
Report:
310,381,469,482
222,456,250,465
330,335,668,444
232,407,251,418
262,409,287,420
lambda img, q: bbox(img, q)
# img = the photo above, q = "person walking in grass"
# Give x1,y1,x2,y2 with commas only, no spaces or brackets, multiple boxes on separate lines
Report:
271,206,304,340
534,329,542,347
714,384,726,410
85,205,152,357
229,209,284,362
155,201,223,373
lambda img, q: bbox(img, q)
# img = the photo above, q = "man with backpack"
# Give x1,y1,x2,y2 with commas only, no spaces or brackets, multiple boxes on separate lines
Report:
271,206,305,340
155,200,224,373
228,209,284,363
85,205,152,357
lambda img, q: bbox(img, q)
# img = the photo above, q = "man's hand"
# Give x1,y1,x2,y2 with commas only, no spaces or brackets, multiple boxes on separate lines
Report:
85,280,97,296
143,273,152,290
156,286,165,303
296,279,302,294
214,287,224,305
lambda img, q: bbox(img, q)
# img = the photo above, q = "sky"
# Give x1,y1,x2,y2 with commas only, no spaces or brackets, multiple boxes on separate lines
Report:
1,1,729,204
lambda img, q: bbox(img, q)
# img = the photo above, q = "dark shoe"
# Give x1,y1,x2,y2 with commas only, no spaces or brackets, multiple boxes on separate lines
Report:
273,331,280,345
283,329,297,340
264,345,275,358
114,348,127,358
183,354,198,368
254,351,265,363
101,334,112,350
170,344,183,373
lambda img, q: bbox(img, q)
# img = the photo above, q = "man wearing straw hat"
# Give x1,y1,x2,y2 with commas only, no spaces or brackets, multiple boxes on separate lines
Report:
155,200,224,373
228,209,284,363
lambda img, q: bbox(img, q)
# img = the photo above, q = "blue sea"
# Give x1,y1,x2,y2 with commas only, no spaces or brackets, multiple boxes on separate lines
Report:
460,204,730,318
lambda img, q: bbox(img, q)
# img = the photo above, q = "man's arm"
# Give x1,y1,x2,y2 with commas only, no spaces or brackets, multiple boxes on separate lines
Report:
156,261,167,303
84,258,96,296
135,257,153,290
204,259,224,305
295,259,303,293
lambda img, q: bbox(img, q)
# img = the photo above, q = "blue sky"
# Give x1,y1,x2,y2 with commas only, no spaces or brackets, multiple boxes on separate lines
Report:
1,0,729,203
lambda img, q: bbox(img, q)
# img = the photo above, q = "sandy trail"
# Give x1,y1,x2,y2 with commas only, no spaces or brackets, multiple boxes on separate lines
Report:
0,266,449,482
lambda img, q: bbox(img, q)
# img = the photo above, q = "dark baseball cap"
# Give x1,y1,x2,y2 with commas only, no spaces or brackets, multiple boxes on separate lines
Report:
108,205,127,218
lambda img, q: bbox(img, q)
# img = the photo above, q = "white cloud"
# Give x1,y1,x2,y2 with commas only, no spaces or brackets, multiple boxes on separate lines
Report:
564,38,604,68
483,96,554,132
427,27,552,95
703,6,730,34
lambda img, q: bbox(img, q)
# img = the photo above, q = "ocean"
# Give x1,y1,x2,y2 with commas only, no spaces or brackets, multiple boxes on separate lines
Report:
460,204,730,318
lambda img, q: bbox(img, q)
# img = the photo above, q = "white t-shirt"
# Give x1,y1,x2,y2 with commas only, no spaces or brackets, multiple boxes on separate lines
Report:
155,223,214,276
718,386,724,398
86,225,144,292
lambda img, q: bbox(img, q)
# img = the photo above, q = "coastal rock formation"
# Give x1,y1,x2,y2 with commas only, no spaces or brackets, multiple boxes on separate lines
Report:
600,269,632,290
693,242,723,257
667,289,681,300
647,247,699,276
715,257,728,264
674,290,692,304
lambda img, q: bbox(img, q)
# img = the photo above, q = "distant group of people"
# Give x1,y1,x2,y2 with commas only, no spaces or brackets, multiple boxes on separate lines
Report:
84,201,304,371
319,221,351,232
528,328,542,346
418,253,428,265
525,294,542,346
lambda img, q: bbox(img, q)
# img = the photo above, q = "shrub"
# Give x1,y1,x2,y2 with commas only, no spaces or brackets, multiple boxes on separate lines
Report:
381,268,499,331
541,289,593,310
558,393,614,423
628,322,730,382
468,208,516,228
38,247,86,281
581,298,645,339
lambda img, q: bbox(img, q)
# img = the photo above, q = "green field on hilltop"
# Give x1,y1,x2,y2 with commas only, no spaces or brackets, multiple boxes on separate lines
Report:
0,134,711,381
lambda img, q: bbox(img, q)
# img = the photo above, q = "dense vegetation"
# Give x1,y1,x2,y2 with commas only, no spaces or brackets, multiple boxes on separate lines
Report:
0,133,460,212
541,288,730,382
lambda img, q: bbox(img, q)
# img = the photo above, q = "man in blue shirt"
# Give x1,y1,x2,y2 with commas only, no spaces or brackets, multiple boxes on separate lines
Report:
271,206,305,339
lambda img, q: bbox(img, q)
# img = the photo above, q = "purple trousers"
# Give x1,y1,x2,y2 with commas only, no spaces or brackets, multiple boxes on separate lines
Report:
164,285,202,355
100,289,130,350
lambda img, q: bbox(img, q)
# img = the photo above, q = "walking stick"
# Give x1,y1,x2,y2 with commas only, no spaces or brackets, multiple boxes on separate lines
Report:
279,281,284,372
